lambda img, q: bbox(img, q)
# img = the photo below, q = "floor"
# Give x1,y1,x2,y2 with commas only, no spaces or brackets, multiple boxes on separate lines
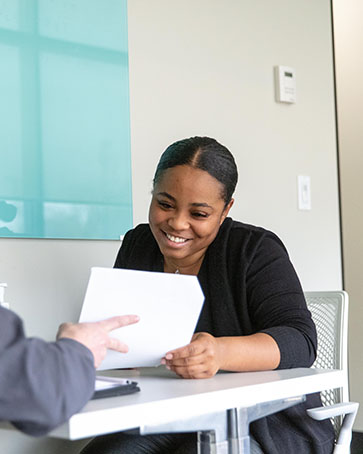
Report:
351,431,363,453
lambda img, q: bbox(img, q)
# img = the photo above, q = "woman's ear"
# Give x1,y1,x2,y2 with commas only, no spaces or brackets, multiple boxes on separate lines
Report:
220,198,234,225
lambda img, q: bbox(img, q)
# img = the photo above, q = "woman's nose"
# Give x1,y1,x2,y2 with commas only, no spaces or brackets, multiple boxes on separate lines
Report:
167,212,189,231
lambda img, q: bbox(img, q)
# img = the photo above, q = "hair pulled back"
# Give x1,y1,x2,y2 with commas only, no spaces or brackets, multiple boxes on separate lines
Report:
153,137,238,206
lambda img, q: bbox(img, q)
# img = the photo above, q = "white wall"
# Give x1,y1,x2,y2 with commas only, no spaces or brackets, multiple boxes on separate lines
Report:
128,0,342,290
0,0,342,452
333,0,363,431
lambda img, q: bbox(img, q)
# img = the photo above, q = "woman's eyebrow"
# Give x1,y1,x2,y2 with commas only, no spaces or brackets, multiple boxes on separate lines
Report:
156,192,175,201
156,192,212,209
190,202,212,209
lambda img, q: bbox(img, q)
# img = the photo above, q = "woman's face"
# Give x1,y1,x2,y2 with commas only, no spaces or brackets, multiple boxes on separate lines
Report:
149,165,233,267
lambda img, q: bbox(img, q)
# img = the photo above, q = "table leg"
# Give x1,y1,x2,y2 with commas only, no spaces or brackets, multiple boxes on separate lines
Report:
198,430,229,454
197,419,250,454
142,396,305,454
198,396,305,454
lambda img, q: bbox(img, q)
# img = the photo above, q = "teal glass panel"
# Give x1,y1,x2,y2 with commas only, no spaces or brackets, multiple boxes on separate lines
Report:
0,0,132,239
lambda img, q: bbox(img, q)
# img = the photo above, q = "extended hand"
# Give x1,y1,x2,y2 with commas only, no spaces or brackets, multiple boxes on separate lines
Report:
162,332,222,379
57,315,139,368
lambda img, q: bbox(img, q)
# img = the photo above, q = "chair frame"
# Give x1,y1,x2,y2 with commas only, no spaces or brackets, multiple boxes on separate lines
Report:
305,291,358,454
305,291,349,403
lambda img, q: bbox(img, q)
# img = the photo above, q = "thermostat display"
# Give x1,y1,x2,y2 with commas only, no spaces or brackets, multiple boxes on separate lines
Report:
274,65,296,103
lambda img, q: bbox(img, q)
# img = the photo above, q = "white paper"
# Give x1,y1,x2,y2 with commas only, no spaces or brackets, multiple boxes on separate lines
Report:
94,379,121,391
79,267,204,370
94,377,131,391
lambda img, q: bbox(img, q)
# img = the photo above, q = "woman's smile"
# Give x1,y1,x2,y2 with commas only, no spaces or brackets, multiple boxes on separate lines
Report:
164,231,189,245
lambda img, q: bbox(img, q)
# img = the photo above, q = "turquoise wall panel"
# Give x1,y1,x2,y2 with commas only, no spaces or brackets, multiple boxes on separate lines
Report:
0,0,132,239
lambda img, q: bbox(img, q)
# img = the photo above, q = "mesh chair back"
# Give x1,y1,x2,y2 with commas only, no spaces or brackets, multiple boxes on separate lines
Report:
305,291,349,437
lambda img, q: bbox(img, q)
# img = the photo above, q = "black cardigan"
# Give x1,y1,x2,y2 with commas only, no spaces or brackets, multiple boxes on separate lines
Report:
115,217,335,453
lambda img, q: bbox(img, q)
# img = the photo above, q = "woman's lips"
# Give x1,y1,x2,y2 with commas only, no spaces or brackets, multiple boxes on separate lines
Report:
164,231,189,244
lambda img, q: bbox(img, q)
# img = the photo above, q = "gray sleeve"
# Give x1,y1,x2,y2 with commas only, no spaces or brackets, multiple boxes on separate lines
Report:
0,307,95,436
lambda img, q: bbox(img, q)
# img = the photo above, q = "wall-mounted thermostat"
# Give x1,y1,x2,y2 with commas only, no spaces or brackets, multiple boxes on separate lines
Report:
274,65,296,103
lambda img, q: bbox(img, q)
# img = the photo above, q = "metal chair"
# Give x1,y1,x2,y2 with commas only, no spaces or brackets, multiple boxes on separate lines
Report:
305,291,359,454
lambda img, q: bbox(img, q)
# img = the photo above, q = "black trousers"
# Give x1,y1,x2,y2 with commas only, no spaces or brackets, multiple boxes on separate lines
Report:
80,432,198,454
80,431,265,454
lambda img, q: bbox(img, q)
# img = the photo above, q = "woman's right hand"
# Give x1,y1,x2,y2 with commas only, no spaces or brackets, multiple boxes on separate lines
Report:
162,332,223,379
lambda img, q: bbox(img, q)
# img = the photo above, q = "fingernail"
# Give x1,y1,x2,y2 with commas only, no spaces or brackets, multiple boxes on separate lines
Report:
160,359,166,365
165,353,173,360
166,365,171,370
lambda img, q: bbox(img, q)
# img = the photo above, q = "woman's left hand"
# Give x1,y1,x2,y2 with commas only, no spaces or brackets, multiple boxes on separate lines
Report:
162,332,222,379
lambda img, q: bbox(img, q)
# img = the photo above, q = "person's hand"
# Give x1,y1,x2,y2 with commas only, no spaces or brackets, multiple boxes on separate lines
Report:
57,315,139,368
161,332,222,379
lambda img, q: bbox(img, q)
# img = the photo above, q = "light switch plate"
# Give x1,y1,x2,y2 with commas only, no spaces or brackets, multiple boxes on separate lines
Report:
298,175,311,210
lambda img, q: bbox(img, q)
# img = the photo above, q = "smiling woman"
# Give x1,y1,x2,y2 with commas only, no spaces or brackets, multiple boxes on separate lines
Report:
148,137,236,276
81,137,335,454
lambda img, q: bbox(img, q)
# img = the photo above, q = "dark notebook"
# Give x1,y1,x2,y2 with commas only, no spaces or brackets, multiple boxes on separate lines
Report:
92,377,140,400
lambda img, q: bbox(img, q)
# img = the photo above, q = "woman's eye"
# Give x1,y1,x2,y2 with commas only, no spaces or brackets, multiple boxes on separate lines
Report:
158,201,172,209
192,212,209,218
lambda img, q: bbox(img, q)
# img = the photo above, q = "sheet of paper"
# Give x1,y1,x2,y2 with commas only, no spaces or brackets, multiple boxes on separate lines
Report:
94,379,121,391
79,267,204,370
95,377,131,391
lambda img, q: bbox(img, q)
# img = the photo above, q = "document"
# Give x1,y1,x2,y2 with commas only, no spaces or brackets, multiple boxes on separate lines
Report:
79,267,204,370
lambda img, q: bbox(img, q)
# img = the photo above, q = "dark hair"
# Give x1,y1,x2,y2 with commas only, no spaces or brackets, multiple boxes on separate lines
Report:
153,136,238,205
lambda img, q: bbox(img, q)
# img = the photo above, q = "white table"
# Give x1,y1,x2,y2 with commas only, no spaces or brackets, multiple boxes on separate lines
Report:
50,366,344,453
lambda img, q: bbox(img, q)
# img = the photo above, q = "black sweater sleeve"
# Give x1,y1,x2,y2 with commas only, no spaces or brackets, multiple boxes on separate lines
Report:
245,232,317,369
0,307,95,436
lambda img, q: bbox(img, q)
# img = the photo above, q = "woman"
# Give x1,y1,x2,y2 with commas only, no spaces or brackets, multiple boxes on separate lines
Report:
81,137,334,454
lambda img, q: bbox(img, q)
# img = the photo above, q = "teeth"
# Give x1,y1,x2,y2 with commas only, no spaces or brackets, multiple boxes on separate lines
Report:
166,233,187,243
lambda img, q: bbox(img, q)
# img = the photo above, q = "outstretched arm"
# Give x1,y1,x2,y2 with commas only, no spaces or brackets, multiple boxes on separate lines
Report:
0,308,139,436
